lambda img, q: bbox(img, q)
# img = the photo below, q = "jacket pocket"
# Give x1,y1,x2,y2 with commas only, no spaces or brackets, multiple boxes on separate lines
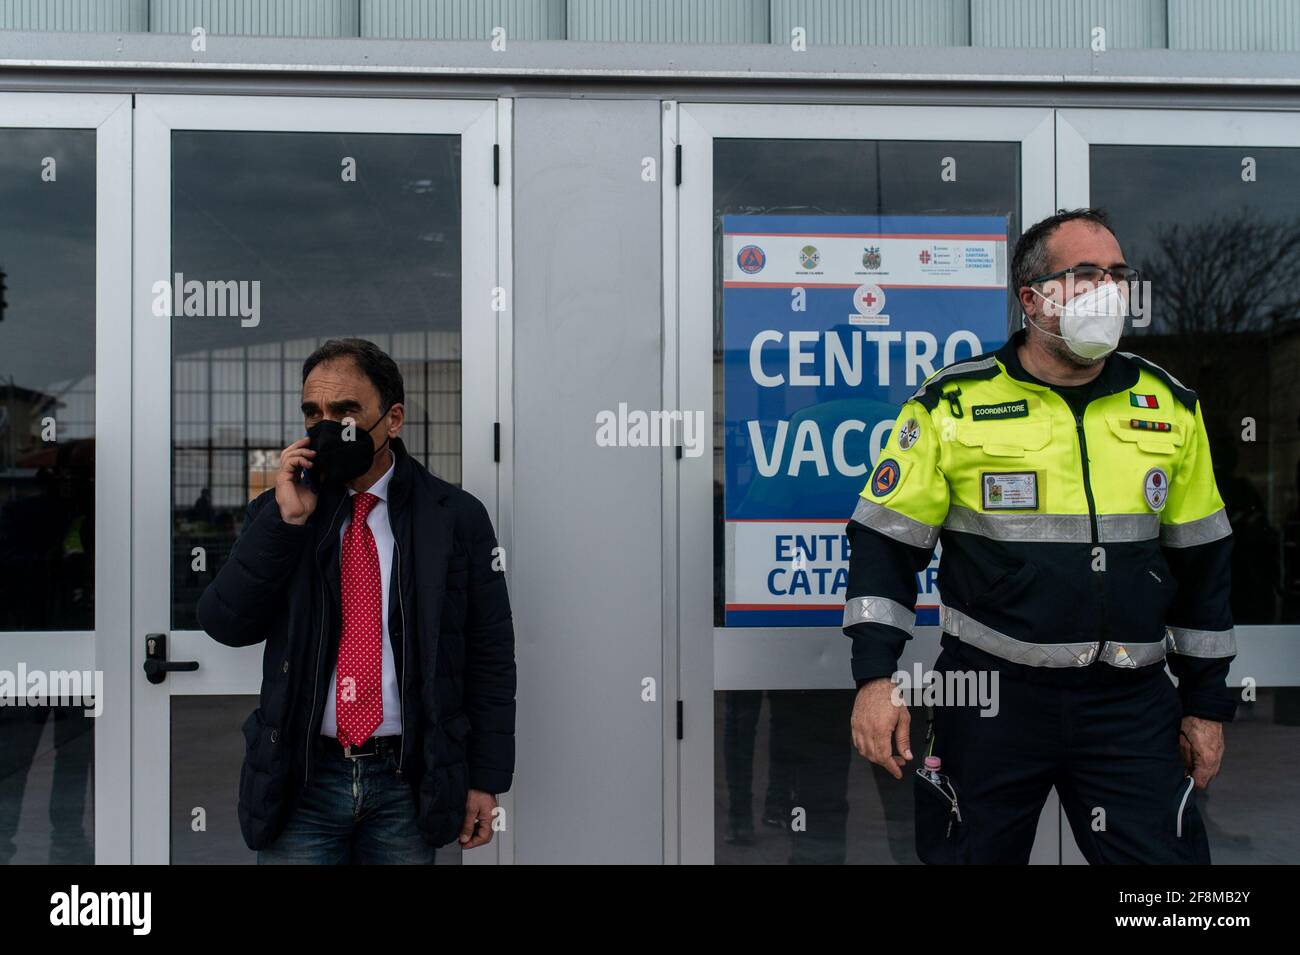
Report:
446,550,470,591
238,707,289,850
914,768,967,865
956,419,1052,458
1143,559,1180,617
441,709,472,750
1105,414,1183,455
415,711,473,849
970,559,1039,610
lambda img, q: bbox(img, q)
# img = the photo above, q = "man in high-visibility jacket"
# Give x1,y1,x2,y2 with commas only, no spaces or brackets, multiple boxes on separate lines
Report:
845,208,1235,865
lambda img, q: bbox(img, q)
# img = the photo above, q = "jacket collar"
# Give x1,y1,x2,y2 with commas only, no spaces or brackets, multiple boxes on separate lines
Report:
995,326,1139,399
311,437,413,562
386,436,414,518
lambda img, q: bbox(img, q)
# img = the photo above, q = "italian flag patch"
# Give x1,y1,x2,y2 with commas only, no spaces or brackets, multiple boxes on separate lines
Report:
1130,393,1159,409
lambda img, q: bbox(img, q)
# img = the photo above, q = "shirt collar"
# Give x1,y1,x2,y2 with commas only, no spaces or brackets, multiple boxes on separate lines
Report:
347,448,395,503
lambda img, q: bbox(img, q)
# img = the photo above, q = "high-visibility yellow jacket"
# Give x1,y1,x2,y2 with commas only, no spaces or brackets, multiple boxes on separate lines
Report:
843,328,1237,721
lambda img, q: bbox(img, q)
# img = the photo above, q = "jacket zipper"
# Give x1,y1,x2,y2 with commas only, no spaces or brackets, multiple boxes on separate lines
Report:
1070,403,1107,659
1073,409,1099,543
395,536,407,779
305,496,348,787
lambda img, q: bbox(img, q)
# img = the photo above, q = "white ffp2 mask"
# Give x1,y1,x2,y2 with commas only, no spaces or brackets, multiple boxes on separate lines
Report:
1026,281,1129,360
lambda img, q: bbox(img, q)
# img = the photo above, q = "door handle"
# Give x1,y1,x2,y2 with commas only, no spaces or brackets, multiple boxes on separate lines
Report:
143,633,199,685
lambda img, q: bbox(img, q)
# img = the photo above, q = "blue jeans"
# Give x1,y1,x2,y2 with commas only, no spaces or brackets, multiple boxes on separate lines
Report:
257,735,437,865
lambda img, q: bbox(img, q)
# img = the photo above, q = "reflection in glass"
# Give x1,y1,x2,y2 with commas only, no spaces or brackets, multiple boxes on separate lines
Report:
0,129,96,631
0,705,94,863
1092,145,1300,628
170,131,462,629
716,688,1300,864
0,127,96,864
169,695,253,863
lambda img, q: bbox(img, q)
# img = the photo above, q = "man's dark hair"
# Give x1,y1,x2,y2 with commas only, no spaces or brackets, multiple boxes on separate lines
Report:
302,338,405,410
1011,207,1116,293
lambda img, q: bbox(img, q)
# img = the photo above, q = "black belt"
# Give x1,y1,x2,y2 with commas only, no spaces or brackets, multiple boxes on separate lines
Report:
316,733,401,760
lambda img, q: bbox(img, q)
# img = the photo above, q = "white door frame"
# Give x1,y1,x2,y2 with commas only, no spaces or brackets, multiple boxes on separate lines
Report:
130,93,501,863
1056,106,1300,692
0,92,132,865
672,102,1056,863
492,94,516,866
660,99,683,866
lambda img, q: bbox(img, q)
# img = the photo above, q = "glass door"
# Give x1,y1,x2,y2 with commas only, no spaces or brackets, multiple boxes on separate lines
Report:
673,103,1055,863
1057,108,1300,863
130,94,500,863
0,93,132,864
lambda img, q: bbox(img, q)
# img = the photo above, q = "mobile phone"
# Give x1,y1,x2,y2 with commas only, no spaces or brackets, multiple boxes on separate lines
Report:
298,460,321,494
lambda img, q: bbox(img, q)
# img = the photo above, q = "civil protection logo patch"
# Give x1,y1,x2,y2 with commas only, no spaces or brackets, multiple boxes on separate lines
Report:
1144,466,1169,511
871,457,901,497
736,244,766,274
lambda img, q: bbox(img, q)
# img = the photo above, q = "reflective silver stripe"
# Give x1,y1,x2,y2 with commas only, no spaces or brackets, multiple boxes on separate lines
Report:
850,497,941,550
942,605,1173,669
1167,625,1237,659
1160,508,1232,548
908,355,999,403
943,506,1159,543
1097,513,1161,543
940,605,1100,667
1099,638,1169,668
944,505,1091,543
843,596,916,632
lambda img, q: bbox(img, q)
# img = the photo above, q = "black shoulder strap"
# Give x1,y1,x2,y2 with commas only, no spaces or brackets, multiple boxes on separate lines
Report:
1115,351,1198,412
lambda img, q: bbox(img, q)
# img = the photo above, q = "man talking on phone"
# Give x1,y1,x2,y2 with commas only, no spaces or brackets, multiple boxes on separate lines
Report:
198,338,516,864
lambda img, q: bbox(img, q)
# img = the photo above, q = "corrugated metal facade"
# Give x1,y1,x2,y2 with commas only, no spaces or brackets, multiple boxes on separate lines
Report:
150,0,359,37
1169,0,1300,51
770,0,970,47
0,0,1297,51
569,0,768,44
361,0,565,39
971,0,1167,49
0,0,147,32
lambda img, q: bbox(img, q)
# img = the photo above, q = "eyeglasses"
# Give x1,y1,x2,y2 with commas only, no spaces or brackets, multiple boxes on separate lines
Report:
1028,264,1140,287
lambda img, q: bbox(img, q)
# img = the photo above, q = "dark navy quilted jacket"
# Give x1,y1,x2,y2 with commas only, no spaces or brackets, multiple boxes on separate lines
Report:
196,437,516,850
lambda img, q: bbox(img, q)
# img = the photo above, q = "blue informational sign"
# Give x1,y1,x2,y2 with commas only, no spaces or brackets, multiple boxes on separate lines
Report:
722,214,1010,628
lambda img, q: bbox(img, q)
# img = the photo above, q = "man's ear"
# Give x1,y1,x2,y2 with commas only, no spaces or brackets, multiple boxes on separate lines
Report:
386,402,405,437
1017,285,1039,319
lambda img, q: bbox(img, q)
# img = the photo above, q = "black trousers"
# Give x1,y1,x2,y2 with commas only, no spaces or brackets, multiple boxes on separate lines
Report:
916,646,1211,865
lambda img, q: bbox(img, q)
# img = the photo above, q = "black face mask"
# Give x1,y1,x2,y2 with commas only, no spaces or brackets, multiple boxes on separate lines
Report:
303,406,391,493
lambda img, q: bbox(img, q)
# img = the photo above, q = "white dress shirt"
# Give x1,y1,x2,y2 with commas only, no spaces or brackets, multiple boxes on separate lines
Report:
321,450,403,738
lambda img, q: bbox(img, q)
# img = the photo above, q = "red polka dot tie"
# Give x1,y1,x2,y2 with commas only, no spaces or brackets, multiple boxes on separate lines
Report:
337,491,383,748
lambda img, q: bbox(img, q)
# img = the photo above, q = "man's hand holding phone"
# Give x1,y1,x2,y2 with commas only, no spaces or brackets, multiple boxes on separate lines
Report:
275,437,318,526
